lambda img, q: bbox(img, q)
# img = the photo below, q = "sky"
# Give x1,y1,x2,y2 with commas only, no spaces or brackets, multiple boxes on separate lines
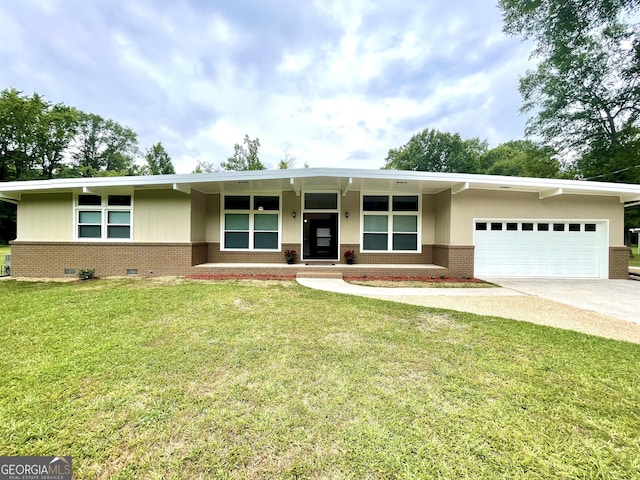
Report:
0,0,535,174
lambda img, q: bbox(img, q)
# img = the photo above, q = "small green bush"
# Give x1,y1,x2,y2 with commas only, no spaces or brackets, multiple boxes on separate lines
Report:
78,268,96,281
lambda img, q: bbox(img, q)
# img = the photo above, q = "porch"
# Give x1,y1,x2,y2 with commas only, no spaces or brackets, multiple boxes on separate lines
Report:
188,262,450,280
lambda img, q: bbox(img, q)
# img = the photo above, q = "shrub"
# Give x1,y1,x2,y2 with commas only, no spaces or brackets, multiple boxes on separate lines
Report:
78,269,96,281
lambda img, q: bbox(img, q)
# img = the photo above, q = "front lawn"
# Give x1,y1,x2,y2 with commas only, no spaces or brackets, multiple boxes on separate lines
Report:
1,279,638,479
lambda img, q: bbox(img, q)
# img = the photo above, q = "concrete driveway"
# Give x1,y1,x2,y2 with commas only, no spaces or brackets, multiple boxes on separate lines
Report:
485,278,640,325
298,277,640,343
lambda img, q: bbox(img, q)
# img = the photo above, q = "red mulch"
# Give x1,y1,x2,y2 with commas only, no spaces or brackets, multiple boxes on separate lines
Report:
185,273,481,282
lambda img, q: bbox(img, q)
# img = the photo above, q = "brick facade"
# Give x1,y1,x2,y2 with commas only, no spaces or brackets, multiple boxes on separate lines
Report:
433,245,475,277
8,241,623,280
339,244,433,265
10,242,196,278
609,246,631,279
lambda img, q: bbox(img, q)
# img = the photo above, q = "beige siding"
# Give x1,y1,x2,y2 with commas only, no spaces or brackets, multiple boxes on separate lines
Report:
17,193,73,241
451,190,624,245
421,194,436,244
282,191,301,243
205,194,221,243
190,190,207,242
340,191,360,244
134,190,191,242
433,190,451,244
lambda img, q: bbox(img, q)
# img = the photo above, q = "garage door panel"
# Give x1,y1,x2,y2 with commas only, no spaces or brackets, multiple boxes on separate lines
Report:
474,220,606,278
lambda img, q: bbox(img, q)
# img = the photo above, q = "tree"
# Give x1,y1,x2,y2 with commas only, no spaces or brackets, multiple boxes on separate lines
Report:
72,113,140,177
192,160,217,173
144,142,175,175
34,104,80,179
278,151,296,169
481,140,561,178
499,0,640,183
499,0,638,57
220,135,265,171
383,128,488,173
0,88,46,181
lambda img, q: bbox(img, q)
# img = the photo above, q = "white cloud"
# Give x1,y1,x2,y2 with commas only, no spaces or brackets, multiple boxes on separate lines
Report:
0,0,535,173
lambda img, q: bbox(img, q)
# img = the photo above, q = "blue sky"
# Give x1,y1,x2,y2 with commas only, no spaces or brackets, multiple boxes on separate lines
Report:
0,0,534,173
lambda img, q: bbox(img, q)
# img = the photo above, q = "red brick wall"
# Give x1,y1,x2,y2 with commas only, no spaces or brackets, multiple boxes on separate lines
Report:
339,244,433,264
609,246,630,279
433,244,475,277
10,242,194,278
10,241,477,278
208,243,301,264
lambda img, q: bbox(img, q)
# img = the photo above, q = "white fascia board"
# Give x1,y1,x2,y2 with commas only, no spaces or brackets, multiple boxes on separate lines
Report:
1,168,640,200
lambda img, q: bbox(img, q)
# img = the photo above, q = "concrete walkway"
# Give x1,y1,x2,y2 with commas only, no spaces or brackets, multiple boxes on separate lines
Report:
296,277,640,344
296,278,522,297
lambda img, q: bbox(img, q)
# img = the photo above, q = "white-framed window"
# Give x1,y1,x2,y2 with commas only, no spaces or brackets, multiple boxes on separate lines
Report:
74,194,132,240
222,194,280,250
361,194,420,252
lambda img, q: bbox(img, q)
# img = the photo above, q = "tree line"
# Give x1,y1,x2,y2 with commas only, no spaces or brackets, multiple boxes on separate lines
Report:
0,87,175,182
0,88,177,242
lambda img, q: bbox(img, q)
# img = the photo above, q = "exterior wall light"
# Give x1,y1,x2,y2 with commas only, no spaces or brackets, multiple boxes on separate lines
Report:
345,211,349,219
292,211,297,219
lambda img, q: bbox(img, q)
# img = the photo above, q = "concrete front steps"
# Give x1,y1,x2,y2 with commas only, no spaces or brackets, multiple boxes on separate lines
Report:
188,262,450,280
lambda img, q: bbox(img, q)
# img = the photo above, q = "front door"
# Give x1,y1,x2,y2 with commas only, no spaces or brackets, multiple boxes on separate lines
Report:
303,213,338,260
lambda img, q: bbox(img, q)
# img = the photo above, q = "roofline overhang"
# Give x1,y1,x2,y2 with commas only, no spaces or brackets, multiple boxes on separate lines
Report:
1,168,640,204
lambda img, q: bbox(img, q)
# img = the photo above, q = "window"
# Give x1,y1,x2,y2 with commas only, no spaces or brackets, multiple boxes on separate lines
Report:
569,224,581,232
585,223,597,232
506,223,518,231
522,223,534,231
362,195,419,251
75,194,132,240
304,193,337,210
475,222,487,231
222,194,280,250
538,223,549,231
491,222,503,231
553,223,565,232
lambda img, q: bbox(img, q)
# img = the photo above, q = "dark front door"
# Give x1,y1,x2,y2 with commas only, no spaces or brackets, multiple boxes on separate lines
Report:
303,213,338,260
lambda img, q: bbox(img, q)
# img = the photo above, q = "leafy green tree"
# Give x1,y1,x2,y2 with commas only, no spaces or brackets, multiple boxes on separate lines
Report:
0,88,46,181
499,0,640,183
383,128,488,173
481,140,561,178
144,142,175,175
221,135,265,171
192,160,217,173
72,113,140,176
499,0,638,57
278,151,296,169
34,104,80,179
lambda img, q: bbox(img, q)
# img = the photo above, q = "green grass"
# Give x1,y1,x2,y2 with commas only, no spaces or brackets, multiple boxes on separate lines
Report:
0,245,9,267
629,248,640,267
1,279,639,479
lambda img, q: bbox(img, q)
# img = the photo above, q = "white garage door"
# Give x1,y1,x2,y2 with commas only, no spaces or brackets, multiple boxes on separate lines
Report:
474,220,608,278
